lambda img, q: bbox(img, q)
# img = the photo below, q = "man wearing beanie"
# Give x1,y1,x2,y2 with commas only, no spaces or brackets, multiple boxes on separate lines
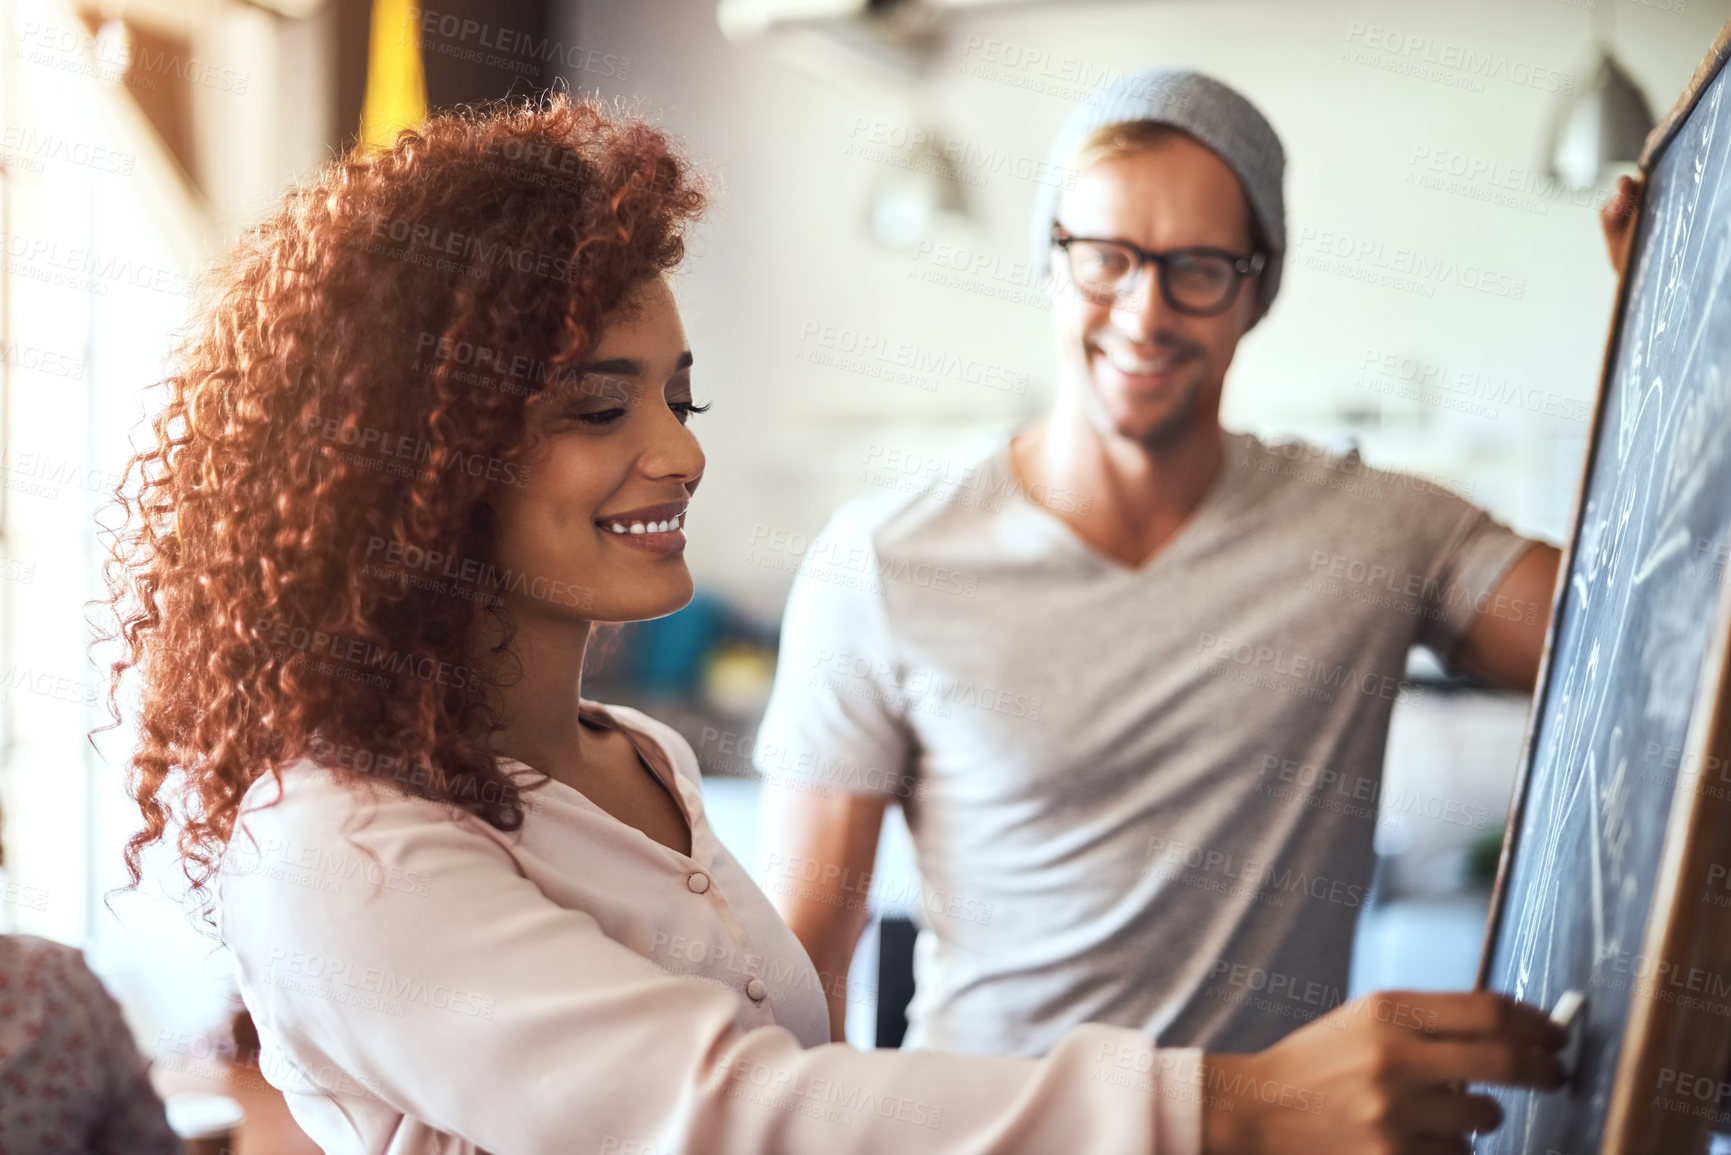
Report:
756,69,1565,1059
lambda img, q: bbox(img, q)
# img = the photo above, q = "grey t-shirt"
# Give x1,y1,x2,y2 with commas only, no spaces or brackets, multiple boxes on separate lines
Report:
754,429,1535,1057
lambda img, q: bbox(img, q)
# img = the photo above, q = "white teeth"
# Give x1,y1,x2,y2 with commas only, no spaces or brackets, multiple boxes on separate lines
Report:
601,514,683,535
1105,348,1179,375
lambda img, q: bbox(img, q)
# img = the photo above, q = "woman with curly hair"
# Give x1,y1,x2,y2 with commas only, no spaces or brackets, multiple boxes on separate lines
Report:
97,93,1564,1154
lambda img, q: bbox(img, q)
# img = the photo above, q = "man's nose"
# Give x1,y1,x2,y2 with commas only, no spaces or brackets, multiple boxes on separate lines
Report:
1112,261,1181,341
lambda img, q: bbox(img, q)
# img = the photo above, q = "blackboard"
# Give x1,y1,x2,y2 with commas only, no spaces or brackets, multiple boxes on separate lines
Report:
1478,20,1731,1155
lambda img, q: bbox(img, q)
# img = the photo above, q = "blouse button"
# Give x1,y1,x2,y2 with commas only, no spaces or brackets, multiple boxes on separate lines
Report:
746,978,768,1002
686,871,711,894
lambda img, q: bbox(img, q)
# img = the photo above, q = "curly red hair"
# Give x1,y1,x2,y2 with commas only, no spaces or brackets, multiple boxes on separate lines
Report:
95,92,706,904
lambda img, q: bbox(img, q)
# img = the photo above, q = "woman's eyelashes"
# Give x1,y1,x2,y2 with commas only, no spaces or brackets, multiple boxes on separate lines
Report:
570,399,711,427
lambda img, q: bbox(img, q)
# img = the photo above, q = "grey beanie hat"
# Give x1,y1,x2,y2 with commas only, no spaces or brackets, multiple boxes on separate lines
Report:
1031,69,1287,321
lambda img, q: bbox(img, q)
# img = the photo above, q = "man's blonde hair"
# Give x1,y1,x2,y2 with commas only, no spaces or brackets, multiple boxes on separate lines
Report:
1067,119,1267,254
1071,120,1188,174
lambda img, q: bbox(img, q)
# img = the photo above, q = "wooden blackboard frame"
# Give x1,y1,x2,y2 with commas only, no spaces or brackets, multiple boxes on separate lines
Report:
1476,17,1731,1155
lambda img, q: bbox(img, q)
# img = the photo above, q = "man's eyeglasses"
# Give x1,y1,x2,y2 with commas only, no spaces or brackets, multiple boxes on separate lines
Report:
1050,227,1265,316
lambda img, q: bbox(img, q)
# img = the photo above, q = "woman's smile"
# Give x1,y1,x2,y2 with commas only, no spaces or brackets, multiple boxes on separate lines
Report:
594,500,689,555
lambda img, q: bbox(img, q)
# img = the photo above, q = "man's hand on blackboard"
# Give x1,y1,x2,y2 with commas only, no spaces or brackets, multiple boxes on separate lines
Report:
1602,175,1644,277
1199,990,1567,1155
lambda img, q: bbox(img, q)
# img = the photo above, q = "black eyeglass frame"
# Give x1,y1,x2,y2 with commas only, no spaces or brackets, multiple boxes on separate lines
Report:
1049,227,1267,316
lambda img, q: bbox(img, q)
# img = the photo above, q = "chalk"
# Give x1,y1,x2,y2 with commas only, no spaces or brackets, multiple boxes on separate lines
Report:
1550,989,1586,1082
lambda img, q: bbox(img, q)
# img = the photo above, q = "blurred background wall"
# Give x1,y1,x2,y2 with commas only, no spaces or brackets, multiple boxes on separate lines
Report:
0,0,1723,1100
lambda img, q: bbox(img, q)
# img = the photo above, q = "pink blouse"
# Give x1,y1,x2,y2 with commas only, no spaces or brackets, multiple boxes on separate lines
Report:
215,700,1203,1154
0,934,182,1153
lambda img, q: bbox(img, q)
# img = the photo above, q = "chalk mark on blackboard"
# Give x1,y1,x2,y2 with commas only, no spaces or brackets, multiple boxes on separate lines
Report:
1587,747,1607,964
1634,225,1731,673
1632,529,1691,586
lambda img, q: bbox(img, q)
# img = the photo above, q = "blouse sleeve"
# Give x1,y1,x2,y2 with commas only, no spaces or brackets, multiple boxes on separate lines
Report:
217,771,1204,1155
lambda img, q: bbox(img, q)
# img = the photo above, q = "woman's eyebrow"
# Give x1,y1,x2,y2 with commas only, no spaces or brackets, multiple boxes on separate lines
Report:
578,357,644,376
575,352,693,376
